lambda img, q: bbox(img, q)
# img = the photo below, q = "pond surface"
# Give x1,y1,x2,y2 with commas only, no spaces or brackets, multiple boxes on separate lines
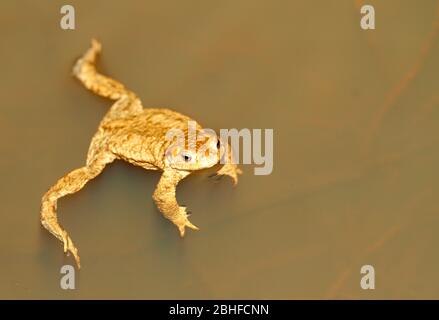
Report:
0,0,439,298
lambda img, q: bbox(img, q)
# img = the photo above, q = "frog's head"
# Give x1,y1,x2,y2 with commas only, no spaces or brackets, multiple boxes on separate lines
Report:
165,129,223,171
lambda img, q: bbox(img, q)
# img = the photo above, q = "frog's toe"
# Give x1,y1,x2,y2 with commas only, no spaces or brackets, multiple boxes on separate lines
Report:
91,38,102,52
177,220,199,237
212,164,242,185
186,220,199,231
174,209,199,237
61,232,81,268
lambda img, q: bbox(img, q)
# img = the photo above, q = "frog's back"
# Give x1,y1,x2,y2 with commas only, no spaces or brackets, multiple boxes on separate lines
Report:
100,108,200,168
139,108,196,131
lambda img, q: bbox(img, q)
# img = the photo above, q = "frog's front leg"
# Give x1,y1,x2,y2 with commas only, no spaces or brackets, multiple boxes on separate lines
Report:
214,163,242,185
152,169,199,236
211,142,242,185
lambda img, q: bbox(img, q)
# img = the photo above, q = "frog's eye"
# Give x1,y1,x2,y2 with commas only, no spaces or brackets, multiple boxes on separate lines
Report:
182,153,192,162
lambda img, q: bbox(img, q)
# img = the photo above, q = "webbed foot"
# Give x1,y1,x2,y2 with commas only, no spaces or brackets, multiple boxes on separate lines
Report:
210,164,243,185
173,206,199,237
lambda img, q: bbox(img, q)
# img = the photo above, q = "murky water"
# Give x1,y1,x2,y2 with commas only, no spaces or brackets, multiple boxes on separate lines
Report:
1,0,439,299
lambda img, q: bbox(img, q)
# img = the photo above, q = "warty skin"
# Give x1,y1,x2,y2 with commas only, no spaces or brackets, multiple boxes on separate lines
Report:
40,39,241,268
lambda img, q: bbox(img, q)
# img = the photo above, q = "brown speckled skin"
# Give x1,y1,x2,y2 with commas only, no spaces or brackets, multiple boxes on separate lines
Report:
40,39,241,268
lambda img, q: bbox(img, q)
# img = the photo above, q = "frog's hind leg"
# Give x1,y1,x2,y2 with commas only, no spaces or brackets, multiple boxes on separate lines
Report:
73,39,144,120
73,39,137,102
102,94,144,122
40,151,115,268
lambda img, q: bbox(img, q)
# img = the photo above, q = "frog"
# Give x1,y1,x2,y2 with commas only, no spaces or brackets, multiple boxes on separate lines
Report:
40,39,242,268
